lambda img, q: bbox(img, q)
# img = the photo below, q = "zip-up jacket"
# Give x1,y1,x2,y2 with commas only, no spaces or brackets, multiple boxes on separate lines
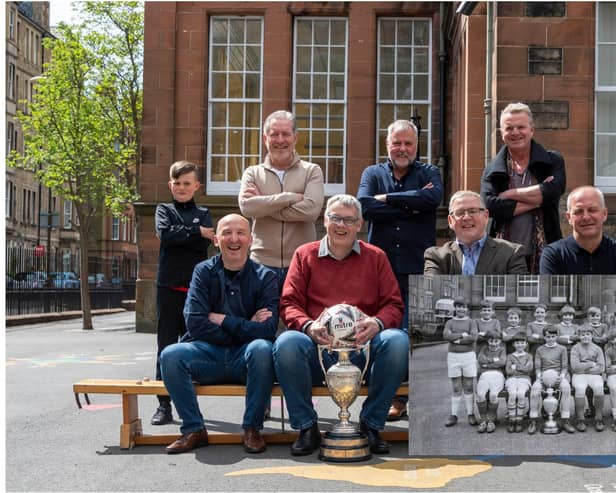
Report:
239,153,324,268
182,255,279,346
155,199,212,288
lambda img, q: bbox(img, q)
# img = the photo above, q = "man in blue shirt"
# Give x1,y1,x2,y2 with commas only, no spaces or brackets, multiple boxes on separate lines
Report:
160,214,279,455
540,186,616,274
424,191,528,275
357,119,442,419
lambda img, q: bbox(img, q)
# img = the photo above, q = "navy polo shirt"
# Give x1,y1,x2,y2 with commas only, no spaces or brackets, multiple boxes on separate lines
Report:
539,235,616,274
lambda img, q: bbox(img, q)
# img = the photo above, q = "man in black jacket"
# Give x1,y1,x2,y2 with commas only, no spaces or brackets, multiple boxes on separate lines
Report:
480,103,566,273
151,161,214,425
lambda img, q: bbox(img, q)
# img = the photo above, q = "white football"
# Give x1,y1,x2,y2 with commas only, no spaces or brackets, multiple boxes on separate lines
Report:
317,303,366,344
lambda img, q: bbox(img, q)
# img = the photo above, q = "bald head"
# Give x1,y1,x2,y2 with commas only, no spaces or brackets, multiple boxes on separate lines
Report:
216,213,250,235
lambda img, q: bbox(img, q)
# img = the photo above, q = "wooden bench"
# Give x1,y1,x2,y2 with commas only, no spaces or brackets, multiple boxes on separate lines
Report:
73,379,409,449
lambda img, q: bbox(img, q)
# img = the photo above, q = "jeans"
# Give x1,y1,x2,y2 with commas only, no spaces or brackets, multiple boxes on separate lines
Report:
160,339,274,435
273,329,409,431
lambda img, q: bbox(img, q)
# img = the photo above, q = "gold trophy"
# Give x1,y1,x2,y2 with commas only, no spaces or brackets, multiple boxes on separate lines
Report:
316,304,372,462
540,369,561,434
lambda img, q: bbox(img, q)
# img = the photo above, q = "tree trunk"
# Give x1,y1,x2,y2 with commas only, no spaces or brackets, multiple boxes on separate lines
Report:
78,230,93,330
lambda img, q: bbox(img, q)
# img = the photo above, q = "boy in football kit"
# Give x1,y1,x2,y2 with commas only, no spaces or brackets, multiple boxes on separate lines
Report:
555,304,580,353
570,326,606,431
474,299,501,354
502,307,524,354
604,329,616,431
443,297,478,427
475,330,506,433
526,303,549,356
528,326,575,434
505,332,533,433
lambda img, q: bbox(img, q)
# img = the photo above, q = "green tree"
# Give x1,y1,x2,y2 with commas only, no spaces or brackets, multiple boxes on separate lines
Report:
8,2,143,330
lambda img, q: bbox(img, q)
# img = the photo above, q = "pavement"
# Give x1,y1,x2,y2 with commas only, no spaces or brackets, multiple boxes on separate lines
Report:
5,312,616,492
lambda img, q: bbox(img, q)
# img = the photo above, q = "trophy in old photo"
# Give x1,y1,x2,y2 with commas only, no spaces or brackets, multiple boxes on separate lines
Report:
540,369,561,434
316,303,372,462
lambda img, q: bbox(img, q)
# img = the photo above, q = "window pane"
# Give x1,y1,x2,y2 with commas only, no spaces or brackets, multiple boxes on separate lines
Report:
246,19,261,43
380,74,394,99
381,20,395,44
211,103,227,126
246,45,260,71
297,21,312,44
244,130,260,155
313,74,327,98
330,104,344,128
397,47,412,72
228,103,244,127
228,73,243,98
380,47,394,72
331,20,346,45
246,103,260,127
211,73,227,98
211,129,227,154
229,19,245,43
329,131,344,156
328,158,344,183
211,46,227,71
313,46,329,72
598,45,616,86
414,21,429,45
397,21,412,45
330,47,345,72
414,75,429,100
228,156,243,182
228,129,242,151
596,93,616,132
211,157,226,181
212,19,228,43
598,3,616,42
245,73,260,98
596,134,616,177
229,46,244,71
296,74,311,99
312,104,327,128
396,74,412,100
329,75,345,100
314,20,329,45
296,47,312,72
414,47,429,72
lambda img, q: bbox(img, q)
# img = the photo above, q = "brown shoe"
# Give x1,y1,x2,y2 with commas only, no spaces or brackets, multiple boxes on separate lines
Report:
387,399,408,421
243,427,266,454
165,428,209,454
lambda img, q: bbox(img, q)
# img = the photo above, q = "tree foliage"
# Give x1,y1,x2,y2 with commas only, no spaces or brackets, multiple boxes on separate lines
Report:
7,1,143,329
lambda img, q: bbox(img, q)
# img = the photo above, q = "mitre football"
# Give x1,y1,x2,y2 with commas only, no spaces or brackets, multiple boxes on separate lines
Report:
316,303,366,346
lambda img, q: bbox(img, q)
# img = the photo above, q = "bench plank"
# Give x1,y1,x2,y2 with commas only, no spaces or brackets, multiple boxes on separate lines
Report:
73,378,409,449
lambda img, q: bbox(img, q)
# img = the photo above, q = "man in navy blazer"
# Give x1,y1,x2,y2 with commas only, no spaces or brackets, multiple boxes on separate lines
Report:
424,191,528,275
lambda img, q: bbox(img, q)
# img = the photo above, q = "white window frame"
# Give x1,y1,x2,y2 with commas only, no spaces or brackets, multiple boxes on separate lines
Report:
595,1,616,192
9,9,15,39
6,181,13,218
111,217,120,240
63,201,73,229
7,122,15,153
376,18,432,163
483,275,506,302
516,275,539,303
293,17,348,196
549,275,570,303
206,16,264,195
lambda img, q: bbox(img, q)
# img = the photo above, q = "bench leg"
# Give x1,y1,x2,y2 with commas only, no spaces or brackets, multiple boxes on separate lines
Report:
120,394,142,449
280,396,285,433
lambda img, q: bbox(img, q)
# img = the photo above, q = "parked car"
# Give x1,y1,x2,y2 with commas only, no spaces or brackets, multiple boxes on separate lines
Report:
13,271,48,288
6,274,16,288
88,273,109,287
49,271,80,289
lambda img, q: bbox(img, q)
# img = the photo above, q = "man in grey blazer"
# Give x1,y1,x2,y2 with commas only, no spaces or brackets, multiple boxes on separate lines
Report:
424,191,528,275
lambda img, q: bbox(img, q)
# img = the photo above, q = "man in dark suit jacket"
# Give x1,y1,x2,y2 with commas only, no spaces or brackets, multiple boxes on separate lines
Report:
424,191,528,275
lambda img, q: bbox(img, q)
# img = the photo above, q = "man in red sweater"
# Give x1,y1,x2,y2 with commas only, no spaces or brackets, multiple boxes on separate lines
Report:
273,194,408,456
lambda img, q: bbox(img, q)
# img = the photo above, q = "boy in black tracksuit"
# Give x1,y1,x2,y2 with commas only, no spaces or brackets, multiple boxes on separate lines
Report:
151,161,213,425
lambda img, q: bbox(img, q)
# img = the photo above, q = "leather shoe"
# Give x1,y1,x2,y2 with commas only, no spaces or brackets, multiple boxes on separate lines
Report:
360,421,390,454
444,415,458,427
576,419,587,432
595,419,605,432
243,427,266,453
561,420,576,434
527,420,537,435
468,414,478,426
165,428,209,454
387,399,408,421
151,404,173,425
291,422,321,456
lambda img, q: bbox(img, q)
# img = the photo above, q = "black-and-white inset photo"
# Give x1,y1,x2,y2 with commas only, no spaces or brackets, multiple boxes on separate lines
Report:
408,274,616,455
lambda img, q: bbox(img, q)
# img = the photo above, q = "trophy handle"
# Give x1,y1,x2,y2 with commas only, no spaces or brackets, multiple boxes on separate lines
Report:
358,343,370,385
317,344,328,386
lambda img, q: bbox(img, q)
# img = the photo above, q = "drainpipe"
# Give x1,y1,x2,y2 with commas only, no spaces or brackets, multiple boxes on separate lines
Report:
438,2,448,194
484,2,495,166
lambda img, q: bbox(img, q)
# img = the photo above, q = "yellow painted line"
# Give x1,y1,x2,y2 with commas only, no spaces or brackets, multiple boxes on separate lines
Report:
227,458,492,488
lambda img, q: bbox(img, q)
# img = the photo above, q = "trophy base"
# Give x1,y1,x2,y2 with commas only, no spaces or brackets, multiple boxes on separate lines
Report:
319,430,372,462
541,422,561,434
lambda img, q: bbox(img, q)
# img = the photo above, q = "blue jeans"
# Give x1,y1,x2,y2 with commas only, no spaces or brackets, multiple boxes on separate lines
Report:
273,329,409,431
160,339,274,435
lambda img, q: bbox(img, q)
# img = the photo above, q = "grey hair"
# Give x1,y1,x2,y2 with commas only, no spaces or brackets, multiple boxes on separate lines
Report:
500,102,534,128
263,110,296,134
566,186,606,211
386,119,418,142
448,190,485,212
325,194,362,217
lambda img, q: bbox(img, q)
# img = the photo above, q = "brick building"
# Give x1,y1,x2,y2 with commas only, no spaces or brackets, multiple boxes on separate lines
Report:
5,1,138,285
137,1,616,331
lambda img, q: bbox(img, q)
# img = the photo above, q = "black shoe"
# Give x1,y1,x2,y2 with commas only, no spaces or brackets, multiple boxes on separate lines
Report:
151,404,173,425
360,421,390,454
291,422,321,456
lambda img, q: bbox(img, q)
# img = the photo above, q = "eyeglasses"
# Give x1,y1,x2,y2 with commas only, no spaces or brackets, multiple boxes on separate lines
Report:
327,214,359,226
449,208,486,219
